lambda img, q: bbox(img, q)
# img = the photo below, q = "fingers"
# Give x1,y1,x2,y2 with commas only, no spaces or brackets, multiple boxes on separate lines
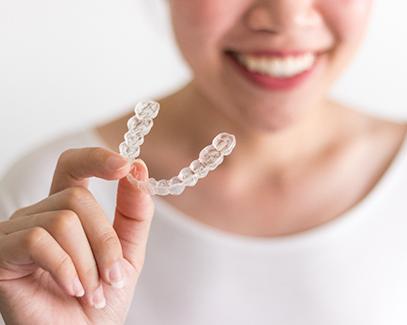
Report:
49,147,131,195
114,159,155,271
0,227,85,298
0,210,104,306
3,148,155,308
5,188,125,304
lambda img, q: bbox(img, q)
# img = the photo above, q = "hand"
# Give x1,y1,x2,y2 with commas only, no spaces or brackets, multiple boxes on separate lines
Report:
0,148,155,325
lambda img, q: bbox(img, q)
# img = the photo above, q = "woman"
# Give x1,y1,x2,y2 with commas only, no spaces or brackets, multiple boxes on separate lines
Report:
0,0,406,324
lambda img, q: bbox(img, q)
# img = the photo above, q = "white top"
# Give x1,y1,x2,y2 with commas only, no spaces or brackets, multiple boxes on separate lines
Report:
1,127,407,325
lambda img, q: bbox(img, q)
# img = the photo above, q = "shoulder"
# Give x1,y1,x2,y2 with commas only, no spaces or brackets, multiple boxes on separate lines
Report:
331,103,407,181
332,102,407,148
0,128,102,218
350,105,406,159
363,113,407,156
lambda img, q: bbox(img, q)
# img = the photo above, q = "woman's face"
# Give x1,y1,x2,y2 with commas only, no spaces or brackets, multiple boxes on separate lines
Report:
168,0,373,132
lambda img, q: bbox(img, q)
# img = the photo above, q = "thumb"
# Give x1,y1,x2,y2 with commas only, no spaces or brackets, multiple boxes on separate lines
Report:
113,159,155,269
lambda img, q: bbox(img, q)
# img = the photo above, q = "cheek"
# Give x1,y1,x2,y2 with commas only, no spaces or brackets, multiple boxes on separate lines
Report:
322,0,373,42
170,1,221,38
169,0,243,75
170,0,244,49
170,0,246,25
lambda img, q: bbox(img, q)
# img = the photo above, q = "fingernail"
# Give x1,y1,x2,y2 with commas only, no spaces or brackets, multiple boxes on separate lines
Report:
134,158,145,166
91,285,106,309
130,165,141,181
132,159,147,181
106,155,128,171
72,277,85,297
107,261,125,289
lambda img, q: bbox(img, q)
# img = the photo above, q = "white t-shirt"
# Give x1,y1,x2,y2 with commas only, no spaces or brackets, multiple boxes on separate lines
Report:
1,127,407,325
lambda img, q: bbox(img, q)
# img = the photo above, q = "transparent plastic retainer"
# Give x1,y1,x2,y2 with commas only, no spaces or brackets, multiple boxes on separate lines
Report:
119,100,236,196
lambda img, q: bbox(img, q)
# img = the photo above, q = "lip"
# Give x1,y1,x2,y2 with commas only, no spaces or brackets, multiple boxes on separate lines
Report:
225,50,321,91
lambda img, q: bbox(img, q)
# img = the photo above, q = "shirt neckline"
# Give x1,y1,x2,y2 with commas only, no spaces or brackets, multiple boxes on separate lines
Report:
88,125,407,251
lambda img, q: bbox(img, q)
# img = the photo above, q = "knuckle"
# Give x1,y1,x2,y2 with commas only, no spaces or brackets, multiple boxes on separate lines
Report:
24,227,48,250
52,254,73,278
51,210,80,234
58,148,75,165
98,230,120,253
64,186,94,206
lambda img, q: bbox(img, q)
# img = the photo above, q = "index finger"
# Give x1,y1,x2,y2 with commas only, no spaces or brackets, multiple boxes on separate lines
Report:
50,147,131,195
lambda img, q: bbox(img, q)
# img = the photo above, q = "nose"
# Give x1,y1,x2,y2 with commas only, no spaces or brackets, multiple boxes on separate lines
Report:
245,0,323,34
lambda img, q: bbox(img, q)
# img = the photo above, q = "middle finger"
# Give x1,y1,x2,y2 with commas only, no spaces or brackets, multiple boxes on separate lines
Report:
11,186,124,289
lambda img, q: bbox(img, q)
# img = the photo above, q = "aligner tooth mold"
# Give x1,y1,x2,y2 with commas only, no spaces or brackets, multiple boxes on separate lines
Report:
119,100,236,196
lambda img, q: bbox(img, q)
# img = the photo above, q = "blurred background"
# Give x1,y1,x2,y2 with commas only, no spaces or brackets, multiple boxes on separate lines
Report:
0,0,406,177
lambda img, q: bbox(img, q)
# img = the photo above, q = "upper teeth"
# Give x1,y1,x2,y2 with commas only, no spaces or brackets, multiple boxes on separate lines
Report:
236,53,316,78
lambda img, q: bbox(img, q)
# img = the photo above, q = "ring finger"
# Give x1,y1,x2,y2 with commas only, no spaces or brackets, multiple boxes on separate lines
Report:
0,210,105,308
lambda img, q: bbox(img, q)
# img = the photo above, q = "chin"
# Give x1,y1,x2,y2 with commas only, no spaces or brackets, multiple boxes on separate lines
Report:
234,98,313,133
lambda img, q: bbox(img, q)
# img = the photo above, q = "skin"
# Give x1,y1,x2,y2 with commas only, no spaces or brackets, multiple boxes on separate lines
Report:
0,151,155,324
98,0,406,236
0,0,406,324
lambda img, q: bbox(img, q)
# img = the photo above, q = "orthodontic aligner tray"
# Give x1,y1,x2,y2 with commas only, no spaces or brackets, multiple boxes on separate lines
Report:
119,100,236,196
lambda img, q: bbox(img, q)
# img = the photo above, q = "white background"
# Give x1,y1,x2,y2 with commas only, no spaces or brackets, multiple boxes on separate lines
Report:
0,0,406,177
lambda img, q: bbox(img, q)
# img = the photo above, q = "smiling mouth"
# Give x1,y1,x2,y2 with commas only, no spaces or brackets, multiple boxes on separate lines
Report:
226,50,317,78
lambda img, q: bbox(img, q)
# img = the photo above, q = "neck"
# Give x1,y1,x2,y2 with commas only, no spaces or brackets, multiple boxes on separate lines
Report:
158,81,343,178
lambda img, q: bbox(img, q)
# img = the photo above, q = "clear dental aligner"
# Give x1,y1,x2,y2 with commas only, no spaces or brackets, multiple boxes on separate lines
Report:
119,100,236,196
